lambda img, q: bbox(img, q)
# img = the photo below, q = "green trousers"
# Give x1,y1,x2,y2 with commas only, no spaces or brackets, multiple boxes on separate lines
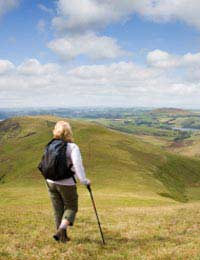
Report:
46,181,78,229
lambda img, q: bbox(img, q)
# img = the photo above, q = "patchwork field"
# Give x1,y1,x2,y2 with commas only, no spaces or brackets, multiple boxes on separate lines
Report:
89,108,200,159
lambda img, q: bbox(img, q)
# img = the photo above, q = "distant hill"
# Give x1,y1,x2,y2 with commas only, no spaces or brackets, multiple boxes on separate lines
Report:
1,115,200,202
149,108,192,115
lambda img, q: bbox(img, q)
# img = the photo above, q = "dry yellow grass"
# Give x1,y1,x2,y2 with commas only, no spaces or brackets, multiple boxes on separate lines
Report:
1,184,200,260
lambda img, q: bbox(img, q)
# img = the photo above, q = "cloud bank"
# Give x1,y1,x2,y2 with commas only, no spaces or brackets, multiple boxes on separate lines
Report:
1,50,200,108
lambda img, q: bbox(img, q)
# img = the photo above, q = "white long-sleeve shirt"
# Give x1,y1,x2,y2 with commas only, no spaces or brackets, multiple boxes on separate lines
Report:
46,142,89,186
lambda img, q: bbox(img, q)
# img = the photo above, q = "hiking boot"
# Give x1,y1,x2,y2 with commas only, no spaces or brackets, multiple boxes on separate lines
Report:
53,228,70,243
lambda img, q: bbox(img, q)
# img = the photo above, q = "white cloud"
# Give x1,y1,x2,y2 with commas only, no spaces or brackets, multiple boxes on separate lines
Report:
52,0,200,32
0,0,19,18
1,55,200,108
52,0,124,32
134,0,200,29
48,33,129,60
147,49,200,69
17,59,59,75
182,52,200,66
0,60,14,74
147,50,179,68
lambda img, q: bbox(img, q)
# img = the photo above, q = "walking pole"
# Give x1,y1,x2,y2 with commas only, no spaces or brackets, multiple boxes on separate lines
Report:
87,184,106,245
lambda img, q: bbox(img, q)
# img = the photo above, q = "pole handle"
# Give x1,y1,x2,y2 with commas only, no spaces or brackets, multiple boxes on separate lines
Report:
87,184,91,192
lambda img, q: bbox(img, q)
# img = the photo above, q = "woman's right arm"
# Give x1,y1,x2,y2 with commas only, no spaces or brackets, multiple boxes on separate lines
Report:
70,144,90,185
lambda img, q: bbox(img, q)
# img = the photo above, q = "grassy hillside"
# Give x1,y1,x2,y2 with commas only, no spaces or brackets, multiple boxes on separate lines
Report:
1,115,200,203
1,116,200,259
1,185,200,259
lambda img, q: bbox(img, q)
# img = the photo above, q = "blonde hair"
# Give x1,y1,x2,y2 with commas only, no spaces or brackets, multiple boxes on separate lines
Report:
53,121,73,142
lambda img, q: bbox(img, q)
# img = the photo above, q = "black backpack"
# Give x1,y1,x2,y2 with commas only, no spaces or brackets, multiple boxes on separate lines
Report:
38,139,75,181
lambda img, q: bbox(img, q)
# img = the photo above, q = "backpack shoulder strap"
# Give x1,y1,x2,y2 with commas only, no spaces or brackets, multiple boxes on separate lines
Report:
46,138,56,147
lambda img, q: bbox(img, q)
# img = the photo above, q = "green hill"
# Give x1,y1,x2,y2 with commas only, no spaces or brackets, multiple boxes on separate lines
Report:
148,107,192,115
1,115,200,203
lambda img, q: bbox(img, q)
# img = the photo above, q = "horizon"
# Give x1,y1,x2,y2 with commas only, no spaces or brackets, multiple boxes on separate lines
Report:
0,106,200,110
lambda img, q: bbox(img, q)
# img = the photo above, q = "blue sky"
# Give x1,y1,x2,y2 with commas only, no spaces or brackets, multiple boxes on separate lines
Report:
0,0,54,63
0,0,200,108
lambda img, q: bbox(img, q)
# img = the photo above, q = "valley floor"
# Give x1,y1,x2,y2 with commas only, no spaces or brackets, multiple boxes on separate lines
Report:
1,184,200,260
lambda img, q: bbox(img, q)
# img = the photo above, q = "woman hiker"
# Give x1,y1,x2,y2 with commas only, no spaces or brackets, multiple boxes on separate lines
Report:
44,120,90,243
